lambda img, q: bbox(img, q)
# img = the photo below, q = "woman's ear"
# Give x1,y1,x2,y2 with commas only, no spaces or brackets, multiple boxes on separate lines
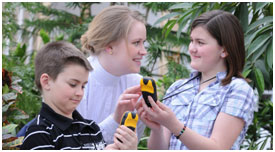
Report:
40,73,51,91
105,42,115,55
105,45,113,55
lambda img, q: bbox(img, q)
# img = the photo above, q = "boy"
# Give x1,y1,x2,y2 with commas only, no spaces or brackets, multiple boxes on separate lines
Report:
20,41,137,150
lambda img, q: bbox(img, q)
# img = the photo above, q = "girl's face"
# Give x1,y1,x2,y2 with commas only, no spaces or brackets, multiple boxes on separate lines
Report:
189,26,227,75
46,64,89,118
110,21,147,76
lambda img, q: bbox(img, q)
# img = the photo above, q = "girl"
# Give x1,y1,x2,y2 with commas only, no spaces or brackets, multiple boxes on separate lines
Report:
136,10,256,150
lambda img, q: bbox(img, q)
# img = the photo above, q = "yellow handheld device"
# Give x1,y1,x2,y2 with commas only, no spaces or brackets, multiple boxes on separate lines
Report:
117,111,138,143
120,111,139,131
140,77,158,107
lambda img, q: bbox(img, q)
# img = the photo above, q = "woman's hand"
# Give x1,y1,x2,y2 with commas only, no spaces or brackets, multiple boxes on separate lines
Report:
113,125,138,150
113,85,142,123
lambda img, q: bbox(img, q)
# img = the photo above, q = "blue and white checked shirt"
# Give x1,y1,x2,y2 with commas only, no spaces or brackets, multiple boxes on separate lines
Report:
163,71,257,150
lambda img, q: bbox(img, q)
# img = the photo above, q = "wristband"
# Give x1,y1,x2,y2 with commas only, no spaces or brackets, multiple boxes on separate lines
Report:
175,125,186,139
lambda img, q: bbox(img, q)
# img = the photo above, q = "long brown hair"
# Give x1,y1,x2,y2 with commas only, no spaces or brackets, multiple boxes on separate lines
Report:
191,10,245,85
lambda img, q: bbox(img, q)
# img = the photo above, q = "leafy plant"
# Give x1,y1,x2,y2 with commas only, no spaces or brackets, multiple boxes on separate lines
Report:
2,69,29,149
20,2,94,48
3,44,41,126
2,2,20,49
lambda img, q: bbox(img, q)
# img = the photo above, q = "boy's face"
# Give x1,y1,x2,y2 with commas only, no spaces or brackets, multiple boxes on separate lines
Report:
45,64,89,118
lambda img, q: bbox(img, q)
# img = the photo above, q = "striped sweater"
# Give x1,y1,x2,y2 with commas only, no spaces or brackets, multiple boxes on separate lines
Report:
20,103,106,150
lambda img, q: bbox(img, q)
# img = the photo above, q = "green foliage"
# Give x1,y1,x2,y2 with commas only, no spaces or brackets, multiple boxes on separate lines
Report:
2,2,20,48
66,2,99,19
156,61,190,100
142,2,177,14
39,29,50,44
2,43,42,129
19,2,94,48
242,99,273,150
21,2,80,32
2,69,32,149
2,123,24,150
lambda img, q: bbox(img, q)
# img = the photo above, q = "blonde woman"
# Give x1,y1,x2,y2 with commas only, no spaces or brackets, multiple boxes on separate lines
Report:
77,5,147,144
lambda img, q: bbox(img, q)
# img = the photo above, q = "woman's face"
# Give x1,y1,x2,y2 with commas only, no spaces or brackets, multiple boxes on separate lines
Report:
189,26,226,74
110,20,147,75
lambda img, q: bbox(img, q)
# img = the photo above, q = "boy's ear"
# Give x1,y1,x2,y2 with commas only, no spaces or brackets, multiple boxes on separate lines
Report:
40,73,51,90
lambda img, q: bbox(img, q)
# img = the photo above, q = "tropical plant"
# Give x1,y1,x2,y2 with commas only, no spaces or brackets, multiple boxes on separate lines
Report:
2,42,42,128
2,70,25,149
17,2,96,49
2,45,38,149
2,2,20,50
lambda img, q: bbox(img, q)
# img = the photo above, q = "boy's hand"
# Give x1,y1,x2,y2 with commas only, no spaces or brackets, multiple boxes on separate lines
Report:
113,125,138,150
113,85,141,123
104,143,119,150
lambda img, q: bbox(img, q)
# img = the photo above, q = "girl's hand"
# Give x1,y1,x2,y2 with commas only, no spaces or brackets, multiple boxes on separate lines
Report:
142,96,179,131
113,85,142,123
135,98,161,131
113,125,138,150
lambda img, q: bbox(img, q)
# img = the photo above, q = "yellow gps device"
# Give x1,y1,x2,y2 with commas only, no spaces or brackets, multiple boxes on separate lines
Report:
117,111,138,143
140,77,157,107
120,111,138,131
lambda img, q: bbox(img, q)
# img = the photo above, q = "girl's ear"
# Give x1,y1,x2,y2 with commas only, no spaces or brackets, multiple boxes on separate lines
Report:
221,48,228,58
40,73,51,90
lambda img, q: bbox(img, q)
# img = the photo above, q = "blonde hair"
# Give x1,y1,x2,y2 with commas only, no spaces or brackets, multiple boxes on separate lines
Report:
81,5,145,55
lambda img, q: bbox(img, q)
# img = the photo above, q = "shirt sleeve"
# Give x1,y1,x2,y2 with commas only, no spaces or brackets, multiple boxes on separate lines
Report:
20,126,54,150
98,74,145,144
221,79,257,128
98,114,119,144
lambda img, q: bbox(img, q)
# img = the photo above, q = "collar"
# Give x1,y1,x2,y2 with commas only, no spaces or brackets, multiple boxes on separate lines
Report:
189,71,200,79
88,56,120,86
40,102,84,131
216,71,227,81
189,71,227,82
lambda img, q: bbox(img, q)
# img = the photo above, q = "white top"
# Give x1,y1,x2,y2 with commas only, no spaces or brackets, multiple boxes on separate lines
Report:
77,56,145,144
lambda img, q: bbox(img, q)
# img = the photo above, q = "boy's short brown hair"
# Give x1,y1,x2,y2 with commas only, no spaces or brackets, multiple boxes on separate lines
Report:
34,41,92,91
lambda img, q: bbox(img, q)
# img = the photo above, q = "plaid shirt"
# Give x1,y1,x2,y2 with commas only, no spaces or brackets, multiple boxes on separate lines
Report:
163,71,257,150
